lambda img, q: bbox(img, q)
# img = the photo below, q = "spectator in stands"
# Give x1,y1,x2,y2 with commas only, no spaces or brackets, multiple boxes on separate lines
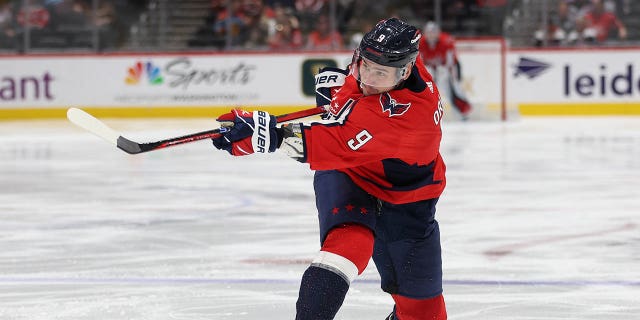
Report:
44,0,93,47
570,0,594,17
267,17,302,51
581,0,627,43
93,0,118,49
189,0,248,49
243,25,268,50
534,0,580,46
295,0,327,33
48,0,92,40
0,0,17,49
14,0,54,49
267,4,302,50
212,1,247,47
241,0,275,50
573,14,597,44
0,1,11,27
305,14,343,50
16,0,51,30
93,0,115,29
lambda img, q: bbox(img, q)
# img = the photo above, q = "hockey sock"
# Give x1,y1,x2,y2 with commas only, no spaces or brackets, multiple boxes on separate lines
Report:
295,224,374,320
295,266,349,320
320,223,374,273
392,294,447,320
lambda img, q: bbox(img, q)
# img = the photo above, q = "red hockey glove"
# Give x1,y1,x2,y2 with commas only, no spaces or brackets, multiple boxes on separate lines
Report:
211,109,278,156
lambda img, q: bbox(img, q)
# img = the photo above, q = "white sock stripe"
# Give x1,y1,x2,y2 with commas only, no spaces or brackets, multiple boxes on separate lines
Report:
310,262,350,284
311,251,359,283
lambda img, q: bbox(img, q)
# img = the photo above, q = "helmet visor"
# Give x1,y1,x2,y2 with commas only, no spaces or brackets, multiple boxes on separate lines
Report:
351,57,405,89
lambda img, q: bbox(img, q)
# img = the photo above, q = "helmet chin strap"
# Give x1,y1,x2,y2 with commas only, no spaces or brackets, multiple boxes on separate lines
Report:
390,62,416,91
397,62,414,82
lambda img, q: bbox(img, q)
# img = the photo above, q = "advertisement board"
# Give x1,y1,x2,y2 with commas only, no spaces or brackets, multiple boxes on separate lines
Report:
1,47,639,118
507,48,640,115
0,53,350,118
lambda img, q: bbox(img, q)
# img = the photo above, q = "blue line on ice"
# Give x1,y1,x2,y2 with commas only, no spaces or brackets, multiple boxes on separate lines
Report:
0,277,638,287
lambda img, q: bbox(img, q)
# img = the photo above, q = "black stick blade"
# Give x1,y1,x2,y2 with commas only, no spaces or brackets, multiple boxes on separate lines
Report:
117,136,144,154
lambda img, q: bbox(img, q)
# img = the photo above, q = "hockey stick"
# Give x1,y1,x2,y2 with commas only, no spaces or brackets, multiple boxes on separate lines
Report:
67,107,324,154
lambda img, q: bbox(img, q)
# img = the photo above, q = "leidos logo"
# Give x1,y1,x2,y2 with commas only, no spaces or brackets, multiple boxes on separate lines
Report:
514,56,639,97
125,61,164,85
564,64,639,97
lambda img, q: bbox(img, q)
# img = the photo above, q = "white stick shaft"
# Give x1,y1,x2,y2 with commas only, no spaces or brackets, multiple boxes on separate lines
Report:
66,108,120,146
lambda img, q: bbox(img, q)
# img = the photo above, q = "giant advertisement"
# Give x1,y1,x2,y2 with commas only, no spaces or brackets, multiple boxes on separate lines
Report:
0,53,349,112
507,48,640,114
1,48,639,118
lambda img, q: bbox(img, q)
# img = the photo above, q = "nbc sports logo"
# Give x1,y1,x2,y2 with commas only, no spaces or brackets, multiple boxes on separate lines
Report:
125,61,164,85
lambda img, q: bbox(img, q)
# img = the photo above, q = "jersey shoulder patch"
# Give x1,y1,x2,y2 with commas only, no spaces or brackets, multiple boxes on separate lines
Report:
380,92,411,117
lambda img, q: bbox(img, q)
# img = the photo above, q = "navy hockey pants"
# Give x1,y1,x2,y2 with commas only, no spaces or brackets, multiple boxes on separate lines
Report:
313,170,443,299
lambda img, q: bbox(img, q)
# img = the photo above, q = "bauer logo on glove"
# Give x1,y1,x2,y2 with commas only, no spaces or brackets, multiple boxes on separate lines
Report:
315,67,348,108
211,109,278,156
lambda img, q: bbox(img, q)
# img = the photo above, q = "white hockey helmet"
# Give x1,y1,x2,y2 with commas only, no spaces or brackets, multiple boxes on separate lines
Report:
423,21,440,47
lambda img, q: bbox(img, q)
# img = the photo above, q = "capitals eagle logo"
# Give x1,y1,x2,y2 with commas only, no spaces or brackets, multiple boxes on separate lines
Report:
380,92,411,117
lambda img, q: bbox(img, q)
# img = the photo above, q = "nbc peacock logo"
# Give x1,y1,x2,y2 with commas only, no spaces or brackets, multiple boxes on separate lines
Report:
125,61,164,85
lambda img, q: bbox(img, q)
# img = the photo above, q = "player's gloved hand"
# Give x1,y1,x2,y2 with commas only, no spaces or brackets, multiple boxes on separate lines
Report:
211,109,278,156
315,67,348,111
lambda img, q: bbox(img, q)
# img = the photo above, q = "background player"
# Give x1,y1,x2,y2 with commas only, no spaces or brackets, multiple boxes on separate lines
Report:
419,21,472,120
212,18,448,320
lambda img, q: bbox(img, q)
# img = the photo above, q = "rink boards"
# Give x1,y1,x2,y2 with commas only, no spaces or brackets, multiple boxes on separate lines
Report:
1,46,639,119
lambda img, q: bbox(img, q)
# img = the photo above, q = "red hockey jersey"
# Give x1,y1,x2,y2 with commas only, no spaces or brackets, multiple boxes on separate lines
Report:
300,61,446,204
419,32,457,69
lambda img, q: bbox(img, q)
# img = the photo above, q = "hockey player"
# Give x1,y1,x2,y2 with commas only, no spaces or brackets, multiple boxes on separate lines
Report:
419,21,472,119
212,17,447,320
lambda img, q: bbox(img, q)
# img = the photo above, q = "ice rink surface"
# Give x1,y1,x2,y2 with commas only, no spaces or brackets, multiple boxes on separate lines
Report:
0,115,639,319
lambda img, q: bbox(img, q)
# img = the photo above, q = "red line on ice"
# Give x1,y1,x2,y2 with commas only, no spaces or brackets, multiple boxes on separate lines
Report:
483,223,637,259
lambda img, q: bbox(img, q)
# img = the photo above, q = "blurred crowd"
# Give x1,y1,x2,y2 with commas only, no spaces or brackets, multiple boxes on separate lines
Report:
533,0,630,46
0,0,637,52
188,0,360,51
187,0,348,50
187,0,520,51
187,0,636,51
0,0,146,50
